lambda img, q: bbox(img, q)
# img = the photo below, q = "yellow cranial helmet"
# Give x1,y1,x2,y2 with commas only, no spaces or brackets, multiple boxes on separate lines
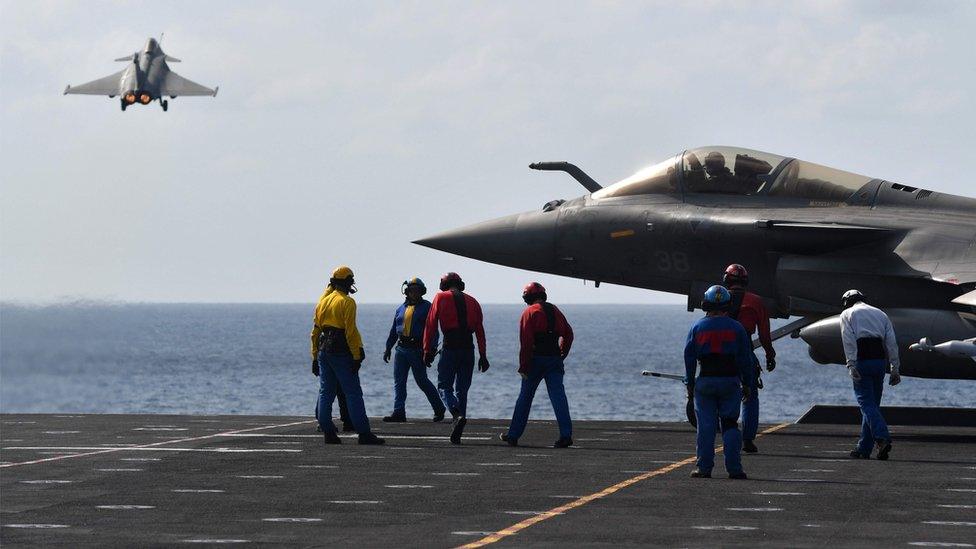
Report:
331,265,354,280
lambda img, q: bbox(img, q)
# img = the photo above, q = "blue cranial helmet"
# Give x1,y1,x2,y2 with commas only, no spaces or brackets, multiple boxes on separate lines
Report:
401,277,427,296
701,285,731,312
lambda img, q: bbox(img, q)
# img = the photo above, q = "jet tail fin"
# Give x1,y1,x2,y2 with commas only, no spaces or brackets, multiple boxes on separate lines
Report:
529,162,602,193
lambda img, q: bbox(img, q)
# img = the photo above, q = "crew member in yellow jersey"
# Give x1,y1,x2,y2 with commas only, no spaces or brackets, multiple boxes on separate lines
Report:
310,266,384,445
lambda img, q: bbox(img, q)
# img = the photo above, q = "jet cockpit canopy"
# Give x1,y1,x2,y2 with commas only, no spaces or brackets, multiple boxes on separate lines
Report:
593,146,875,204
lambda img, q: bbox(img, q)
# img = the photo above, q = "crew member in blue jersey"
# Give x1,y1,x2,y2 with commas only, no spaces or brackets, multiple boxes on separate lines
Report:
382,277,447,423
684,285,754,479
840,289,900,460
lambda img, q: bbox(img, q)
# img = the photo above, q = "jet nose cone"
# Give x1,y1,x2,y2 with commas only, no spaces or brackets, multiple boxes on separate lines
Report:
414,210,556,271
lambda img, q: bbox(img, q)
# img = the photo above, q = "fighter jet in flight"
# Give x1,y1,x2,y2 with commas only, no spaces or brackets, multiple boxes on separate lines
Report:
416,146,976,380
64,37,217,111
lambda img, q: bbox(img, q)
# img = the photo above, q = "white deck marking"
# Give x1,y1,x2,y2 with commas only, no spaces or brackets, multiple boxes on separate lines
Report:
549,495,583,499
223,433,491,441
95,468,144,472
753,492,804,496
329,500,381,504
947,489,976,492
454,531,495,536
774,478,826,483
37,452,81,455
692,526,757,531
0,419,315,468
173,489,225,493
262,518,321,522
477,463,521,466
791,469,835,473
42,431,80,434
4,421,37,424
121,458,162,462
237,475,283,479
3,524,69,528
908,543,975,547
5,447,301,454
385,485,434,489
504,511,557,516
922,521,976,526
938,504,976,509
20,480,73,484
183,538,251,543
957,477,976,481
296,465,337,469
727,508,783,512
97,505,155,509
515,454,550,458
133,427,189,431
264,441,303,445
432,472,480,476
344,455,385,459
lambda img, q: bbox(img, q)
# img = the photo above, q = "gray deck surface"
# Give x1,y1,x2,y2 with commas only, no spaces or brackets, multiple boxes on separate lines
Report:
1,414,975,547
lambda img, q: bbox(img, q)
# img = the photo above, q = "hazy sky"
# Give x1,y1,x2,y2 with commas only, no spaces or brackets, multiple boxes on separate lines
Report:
2,1,974,304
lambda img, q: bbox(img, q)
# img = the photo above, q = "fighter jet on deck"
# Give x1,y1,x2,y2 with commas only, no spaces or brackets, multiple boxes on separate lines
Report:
415,146,976,380
64,37,217,111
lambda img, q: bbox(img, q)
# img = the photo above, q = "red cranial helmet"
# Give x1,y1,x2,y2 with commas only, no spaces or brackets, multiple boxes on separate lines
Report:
722,264,748,287
522,282,547,304
439,272,464,292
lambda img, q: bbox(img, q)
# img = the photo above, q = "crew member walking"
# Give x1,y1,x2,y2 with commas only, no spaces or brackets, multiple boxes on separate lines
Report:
382,277,446,423
840,289,900,460
723,264,776,453
684,285,754,479
423,272,490,444
310,266,384,445
500,283,575,448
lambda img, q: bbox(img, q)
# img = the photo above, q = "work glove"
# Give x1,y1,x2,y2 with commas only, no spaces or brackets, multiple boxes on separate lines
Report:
424,351,436,367
741,386,752,402
352,348,365,373
560,350,570,361
383,349,392,364
847,362,861,382
312,359,319,377
478,355,490,373
889,366,901,386
766,357,776,372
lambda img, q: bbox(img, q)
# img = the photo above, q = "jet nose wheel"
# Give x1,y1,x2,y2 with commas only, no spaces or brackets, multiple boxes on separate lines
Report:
121,101,127,112
161,99,168,112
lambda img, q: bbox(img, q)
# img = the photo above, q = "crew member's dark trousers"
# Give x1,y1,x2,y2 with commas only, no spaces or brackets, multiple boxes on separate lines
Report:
315,384,349,425
694,376,744,475
393,345,444,415
437,347,475,416
507,355,572,440
741,354,760,441
317,350,371,435
853,358,890,454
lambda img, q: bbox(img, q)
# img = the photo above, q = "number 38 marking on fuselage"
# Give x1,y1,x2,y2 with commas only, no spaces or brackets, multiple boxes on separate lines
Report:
653,251,690,273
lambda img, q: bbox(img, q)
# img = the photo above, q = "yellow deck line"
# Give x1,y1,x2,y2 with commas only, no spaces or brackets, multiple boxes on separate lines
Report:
457,422,791,548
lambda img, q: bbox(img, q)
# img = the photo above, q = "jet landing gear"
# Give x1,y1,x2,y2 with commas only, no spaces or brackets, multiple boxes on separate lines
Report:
121,100,127,112
160,99,168,112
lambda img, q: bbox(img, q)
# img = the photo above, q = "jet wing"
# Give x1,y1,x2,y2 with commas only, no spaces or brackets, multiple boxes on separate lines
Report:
64,70,126,96
161,71,217,97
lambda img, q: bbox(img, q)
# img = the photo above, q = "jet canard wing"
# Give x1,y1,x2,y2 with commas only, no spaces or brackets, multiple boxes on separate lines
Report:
161,71,217,97
64,70,126,96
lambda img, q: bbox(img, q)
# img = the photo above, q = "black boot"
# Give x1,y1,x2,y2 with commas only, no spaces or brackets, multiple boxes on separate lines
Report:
383,411,406,423
450,416,466,445
323,431,342,445
500,433,518,447
433,408,446,422
358,432,385,445
849,449,871,459
690,468,711,478
876,439,892,461
553,437,573,448
743,440,758,453
729,471,748,480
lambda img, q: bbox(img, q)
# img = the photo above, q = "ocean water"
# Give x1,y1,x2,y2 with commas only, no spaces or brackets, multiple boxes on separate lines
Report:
1,304,972,422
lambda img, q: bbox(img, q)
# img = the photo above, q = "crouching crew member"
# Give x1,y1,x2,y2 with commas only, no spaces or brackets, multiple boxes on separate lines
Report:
423,272,490,445
310,266,384,446
840,289,900,460
684,285,754,479
723,264,776,453
500,283,575,448
382,277,446,423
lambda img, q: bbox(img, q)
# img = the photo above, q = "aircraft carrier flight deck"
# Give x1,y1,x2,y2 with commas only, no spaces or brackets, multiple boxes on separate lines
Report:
1,414,974,548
